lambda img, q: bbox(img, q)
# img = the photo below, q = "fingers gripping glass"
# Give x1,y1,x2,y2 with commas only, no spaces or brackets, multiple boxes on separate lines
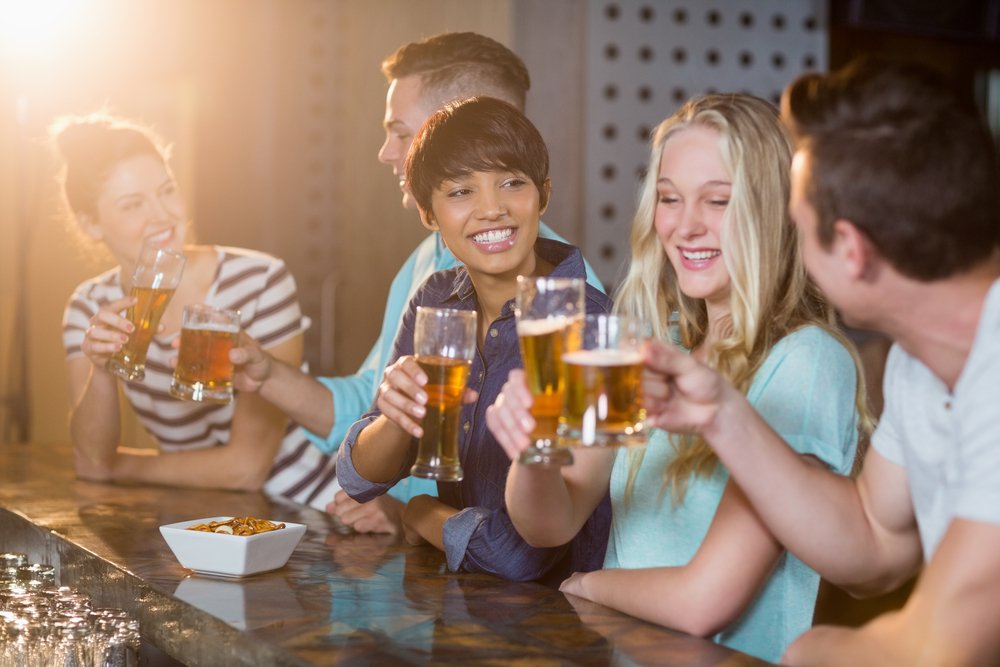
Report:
410,307,477,482
106,243,186,382
514,276,584,466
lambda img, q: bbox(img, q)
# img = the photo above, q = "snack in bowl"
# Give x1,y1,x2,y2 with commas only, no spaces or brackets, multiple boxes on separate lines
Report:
159,515,306,577
187,517,285,536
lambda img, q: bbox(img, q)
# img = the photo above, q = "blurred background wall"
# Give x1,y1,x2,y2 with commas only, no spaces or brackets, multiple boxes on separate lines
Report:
1,0,998,446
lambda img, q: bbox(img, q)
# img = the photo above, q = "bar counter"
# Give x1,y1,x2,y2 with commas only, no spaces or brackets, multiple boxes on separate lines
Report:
0,441,772,666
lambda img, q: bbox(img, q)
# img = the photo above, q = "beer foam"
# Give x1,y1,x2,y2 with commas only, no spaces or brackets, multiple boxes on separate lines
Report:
516,315,579,336
184,321,240,334
563,349,643,366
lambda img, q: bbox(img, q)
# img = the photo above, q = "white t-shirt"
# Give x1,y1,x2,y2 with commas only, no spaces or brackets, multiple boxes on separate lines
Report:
873,278,1000,559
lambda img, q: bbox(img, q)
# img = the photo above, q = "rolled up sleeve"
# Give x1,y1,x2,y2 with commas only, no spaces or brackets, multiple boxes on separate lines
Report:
443,505,569,582
335,415,407,502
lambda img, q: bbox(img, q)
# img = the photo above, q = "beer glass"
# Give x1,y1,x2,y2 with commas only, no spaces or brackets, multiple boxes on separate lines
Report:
170,305,241,403
559,314,647,447
106,243,186,381
514,276,584,466
410,306,477,482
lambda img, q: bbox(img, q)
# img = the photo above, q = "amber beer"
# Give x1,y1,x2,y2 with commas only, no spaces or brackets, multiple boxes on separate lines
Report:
559,313,647,447
106,285,175,381
170,305,241,403
409,306,477,481
516,315,582,441
106,243,186,382
514,276,584,466
411,355,471,481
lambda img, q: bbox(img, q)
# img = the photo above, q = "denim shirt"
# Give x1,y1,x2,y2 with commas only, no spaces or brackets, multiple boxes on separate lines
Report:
337,238,612,585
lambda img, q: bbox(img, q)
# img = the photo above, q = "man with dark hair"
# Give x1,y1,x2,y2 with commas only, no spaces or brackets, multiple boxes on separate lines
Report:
231,32,600,534
638,58,1000,664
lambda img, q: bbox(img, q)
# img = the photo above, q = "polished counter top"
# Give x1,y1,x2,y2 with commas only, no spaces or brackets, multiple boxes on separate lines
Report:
0,441,771,666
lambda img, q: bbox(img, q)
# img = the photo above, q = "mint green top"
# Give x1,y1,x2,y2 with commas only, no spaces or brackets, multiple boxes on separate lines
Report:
605,326,859,663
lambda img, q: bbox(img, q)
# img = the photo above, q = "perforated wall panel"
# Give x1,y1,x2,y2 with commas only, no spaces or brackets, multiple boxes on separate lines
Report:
584,0,827,287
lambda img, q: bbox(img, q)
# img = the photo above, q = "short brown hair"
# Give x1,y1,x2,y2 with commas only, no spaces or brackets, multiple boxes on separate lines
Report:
404,96,549,214
782,57,1000,281
382,32,530,111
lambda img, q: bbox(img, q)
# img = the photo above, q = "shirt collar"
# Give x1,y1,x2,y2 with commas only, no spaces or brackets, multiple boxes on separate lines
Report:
442,237,585,314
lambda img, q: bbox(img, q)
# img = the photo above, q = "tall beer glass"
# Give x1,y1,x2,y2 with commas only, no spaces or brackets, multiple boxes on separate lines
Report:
170,305,241,404
559,314,647,447
410,306,477,482
106,243,186,382
514,276,584,466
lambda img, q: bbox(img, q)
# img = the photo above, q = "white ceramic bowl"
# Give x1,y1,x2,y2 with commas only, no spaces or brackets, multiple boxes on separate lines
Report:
159,516,306,577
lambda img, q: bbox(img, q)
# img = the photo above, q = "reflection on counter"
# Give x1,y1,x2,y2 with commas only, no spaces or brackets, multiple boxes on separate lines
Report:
174,572,304,631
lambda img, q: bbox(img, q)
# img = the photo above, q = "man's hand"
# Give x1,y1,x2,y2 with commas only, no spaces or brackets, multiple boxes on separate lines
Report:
782,614,902,666
327,491,403,535
229,332,274,393
642,339,735,436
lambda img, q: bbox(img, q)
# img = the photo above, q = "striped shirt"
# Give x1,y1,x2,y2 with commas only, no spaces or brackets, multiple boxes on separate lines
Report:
62,246,339,509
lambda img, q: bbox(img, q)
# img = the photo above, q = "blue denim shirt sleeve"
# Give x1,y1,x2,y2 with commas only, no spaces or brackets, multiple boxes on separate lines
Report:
336,414,397,502
442,505,571,581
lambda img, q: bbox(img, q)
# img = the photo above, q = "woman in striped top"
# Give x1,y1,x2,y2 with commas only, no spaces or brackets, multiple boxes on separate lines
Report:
56,112,338,509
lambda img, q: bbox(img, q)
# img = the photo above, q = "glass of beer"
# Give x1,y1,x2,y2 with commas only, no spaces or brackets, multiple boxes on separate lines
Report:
170,305,241,403
410,306,477,482
514,276,584,466
559,314,647,448
106,243,186,382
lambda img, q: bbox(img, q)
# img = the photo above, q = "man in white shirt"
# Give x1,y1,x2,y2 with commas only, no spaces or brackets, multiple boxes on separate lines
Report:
641,58,1000,665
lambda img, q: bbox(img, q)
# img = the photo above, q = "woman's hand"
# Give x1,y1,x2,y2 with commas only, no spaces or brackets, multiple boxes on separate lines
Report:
484,369,536,461
401,495,431,546
377,355,428,438
327,490,403,536
81,296,136,368
559,571,592,600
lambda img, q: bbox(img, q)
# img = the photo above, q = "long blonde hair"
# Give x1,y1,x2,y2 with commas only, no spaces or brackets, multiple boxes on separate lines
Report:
614,94,872,504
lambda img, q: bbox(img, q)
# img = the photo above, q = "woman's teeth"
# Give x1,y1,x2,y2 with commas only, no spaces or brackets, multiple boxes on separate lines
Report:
681,249,720,261
473,228,513,244
146,229,173,244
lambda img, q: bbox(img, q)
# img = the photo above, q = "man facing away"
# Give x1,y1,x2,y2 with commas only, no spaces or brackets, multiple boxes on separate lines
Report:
640,58,1000,665
231,32,600,533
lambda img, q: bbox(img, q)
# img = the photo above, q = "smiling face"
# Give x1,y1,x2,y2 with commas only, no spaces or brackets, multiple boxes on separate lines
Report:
654,125,733,312
378,75,436,210
85,153,188,268
424,169,547,283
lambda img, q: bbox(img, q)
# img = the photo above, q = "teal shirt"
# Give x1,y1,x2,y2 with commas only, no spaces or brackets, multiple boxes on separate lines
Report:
605,326,858,663
306,224,602,502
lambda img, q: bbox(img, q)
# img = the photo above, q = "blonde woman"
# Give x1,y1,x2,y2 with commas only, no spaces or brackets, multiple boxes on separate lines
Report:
486,94,870,663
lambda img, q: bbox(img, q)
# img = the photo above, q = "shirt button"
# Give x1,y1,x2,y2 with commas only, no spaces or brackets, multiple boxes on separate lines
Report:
489,328,499,338
478,370,484,382
944,400,952,410
463,421,471,433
